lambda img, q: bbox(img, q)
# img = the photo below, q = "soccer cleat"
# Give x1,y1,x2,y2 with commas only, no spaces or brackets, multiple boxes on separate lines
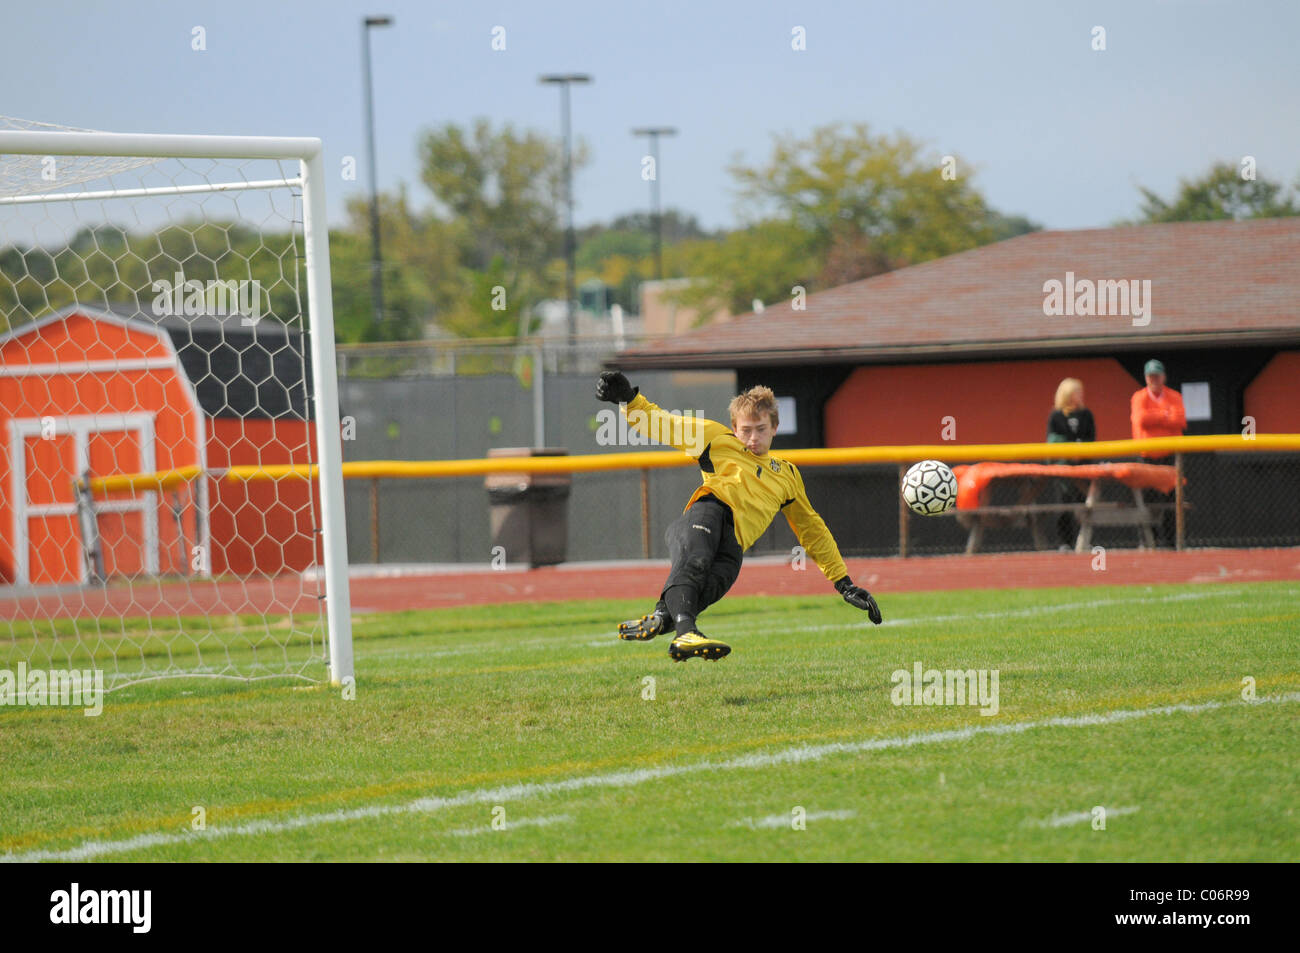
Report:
668,631,731,662
618,609,673,641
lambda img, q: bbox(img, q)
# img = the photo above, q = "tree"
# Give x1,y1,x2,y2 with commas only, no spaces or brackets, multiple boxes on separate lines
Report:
729,122,996,265
592,209,717,244
572,209,721,315
986,211,1043,242
1134,162,1300,223
436,255,543,339
575,228,655,272
665,220,821,321
664,122,1010,322
330,188,459,343
417,119,586,337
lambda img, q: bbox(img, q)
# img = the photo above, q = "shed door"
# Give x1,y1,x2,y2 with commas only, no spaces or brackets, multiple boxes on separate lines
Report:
10,415,157,585
19,429,80,585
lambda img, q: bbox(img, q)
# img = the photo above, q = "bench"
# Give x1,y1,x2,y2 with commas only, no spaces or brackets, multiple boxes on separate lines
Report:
949,473,1185,554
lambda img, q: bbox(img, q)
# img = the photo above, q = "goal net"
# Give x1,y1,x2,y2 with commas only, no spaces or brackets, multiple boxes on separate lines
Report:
0,118,353,692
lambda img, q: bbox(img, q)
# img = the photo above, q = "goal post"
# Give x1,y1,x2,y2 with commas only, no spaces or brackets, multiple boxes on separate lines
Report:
0,124,353,689
299,139,354,688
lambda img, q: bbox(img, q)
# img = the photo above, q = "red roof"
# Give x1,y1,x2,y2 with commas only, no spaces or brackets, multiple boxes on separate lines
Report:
617,217,1300,368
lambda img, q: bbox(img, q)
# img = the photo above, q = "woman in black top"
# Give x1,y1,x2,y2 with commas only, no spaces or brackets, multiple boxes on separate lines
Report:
1048,379,1096,444
1047,378,1095,547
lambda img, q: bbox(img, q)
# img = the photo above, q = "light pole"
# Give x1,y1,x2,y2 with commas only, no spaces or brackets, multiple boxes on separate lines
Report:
539,73,591,350
632,126,676,280
362,15,392,332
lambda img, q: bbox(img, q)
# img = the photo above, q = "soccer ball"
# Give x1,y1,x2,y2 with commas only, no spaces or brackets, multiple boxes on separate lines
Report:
901,460,957,516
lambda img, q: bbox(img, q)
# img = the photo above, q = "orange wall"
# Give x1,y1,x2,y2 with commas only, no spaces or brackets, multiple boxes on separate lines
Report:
205,417,320,576
825,357,1140,447
1243,351,1300,432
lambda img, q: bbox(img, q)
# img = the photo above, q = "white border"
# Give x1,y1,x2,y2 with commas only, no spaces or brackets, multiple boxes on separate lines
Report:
0,358,175,377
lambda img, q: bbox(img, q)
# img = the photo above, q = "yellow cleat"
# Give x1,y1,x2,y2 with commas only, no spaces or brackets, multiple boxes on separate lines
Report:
668,631,731,662
618,609,673,641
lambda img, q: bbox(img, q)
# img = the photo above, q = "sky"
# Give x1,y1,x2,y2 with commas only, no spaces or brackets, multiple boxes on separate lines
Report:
3,0,1298,233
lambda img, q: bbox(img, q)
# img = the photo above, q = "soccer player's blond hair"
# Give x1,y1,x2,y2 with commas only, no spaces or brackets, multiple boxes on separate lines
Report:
729,385,779,429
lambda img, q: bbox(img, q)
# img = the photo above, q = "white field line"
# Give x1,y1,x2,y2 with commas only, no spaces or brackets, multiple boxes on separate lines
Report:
446,813,573,837
730,809,856,830
526,588,1262,656
1030,806,1140,829
359,587,1265,662
750,587,1250,637
623,586,1251,642
5,692,1295,863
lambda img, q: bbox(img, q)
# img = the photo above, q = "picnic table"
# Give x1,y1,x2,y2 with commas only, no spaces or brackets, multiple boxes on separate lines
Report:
948,462,1183,554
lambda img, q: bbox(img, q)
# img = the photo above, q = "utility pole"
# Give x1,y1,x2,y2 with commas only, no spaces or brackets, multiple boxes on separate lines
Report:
539,73,592,351
632,127,677,280
362,15,393,331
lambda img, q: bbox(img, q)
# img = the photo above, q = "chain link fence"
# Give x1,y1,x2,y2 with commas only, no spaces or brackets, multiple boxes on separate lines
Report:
341,451,1300,569
337,334,657,380
335,342,1300,565
335,338,736,565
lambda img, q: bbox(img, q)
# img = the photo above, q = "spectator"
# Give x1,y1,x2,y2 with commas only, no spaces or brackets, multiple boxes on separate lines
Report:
1130,359,1186,546
1130,359,1187,450
1047,378,1095,548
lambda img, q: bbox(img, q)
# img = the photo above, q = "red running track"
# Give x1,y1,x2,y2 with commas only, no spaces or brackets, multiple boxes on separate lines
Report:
2,548,1297,620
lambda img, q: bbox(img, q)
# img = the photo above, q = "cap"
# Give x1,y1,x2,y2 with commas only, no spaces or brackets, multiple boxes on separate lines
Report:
1143,359,1165,377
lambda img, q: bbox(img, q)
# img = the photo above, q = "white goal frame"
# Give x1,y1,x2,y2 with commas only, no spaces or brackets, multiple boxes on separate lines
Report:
0,130,354,685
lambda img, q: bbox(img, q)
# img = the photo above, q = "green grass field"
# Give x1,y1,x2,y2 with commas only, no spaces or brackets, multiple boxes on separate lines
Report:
2,580,1297,861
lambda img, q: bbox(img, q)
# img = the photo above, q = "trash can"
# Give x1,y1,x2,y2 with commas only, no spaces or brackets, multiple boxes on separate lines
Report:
484,448,571,567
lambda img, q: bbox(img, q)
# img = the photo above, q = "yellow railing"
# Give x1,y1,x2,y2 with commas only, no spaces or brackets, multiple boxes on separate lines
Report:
79,433,1300,494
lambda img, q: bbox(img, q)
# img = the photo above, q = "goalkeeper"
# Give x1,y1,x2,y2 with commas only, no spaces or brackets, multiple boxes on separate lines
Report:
596,371,882,662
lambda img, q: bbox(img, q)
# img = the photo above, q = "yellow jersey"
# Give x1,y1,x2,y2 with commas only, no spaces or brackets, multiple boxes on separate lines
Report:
621,392,849,584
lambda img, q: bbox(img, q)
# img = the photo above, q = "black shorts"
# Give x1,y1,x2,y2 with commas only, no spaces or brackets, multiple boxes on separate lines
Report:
660,495,744,613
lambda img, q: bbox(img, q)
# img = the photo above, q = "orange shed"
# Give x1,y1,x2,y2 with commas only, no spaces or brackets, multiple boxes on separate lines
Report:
0,304,318,585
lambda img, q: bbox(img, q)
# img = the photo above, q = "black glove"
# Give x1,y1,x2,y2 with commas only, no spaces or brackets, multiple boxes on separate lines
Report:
835,576,883,624
596,370,638,404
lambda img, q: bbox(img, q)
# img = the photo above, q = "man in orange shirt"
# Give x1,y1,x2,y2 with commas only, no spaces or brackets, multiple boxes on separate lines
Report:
1130,359,1185,546
1130,359,1187,450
